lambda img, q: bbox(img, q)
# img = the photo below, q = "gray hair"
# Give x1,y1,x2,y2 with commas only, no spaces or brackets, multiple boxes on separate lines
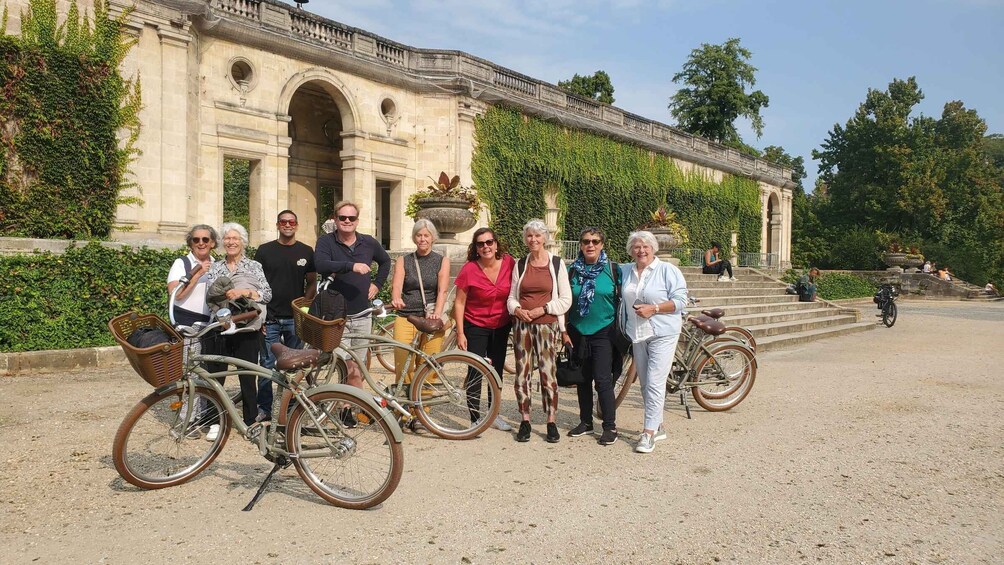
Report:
626,230,659,255
522,218,550,243
220,222,249,247
185,224,219,249
412,218,439,242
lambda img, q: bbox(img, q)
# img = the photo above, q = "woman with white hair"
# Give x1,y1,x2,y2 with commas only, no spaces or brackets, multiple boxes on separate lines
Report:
390,219,451,398
507,219,572,443
204,222,272,436
620,230,688,454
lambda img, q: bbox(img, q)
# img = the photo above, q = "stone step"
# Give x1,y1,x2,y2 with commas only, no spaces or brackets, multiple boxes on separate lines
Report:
688,293,801,307
687,280,789,290
756,320,877,352
690,286,791,298
718,306,840,328
685,300,821,317
745,313,861,338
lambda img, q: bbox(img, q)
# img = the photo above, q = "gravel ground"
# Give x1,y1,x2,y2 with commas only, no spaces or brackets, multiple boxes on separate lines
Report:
1,300,1001,564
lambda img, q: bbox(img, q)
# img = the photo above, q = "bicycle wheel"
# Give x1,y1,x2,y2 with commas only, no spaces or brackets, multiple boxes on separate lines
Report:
286,390,403,509
370,319,396,372
690,343,756,412
112,385,230,489
722,326,757,353
882,302,897,328
411,353,501,440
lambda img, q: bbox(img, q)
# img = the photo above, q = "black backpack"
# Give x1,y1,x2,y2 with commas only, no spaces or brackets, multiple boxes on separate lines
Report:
309,286,347,321
127,326,174,349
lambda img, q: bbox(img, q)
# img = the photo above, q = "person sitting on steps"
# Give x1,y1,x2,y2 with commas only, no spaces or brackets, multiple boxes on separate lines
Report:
703,241,736,282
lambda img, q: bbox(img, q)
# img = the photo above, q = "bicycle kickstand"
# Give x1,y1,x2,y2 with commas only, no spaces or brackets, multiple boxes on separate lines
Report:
242,455,291,512
680,392,691,419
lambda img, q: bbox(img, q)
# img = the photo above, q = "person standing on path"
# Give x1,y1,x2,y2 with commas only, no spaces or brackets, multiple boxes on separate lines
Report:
314,200,391,392
253,209,317,422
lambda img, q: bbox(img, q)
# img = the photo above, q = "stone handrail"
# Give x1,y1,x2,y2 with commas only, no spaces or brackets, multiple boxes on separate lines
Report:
206,0,794,187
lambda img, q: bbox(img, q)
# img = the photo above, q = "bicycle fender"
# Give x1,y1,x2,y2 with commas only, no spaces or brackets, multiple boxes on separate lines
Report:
430,349,503,390
304,384,405,443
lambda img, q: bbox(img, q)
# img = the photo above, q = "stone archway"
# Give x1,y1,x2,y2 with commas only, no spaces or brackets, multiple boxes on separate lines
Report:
278,71,358,246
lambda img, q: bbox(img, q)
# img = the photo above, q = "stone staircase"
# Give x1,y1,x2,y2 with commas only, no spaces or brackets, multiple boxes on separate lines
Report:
680,266,876,352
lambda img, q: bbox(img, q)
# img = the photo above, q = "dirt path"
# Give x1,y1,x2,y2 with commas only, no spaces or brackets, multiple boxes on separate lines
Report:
1,301,1002,564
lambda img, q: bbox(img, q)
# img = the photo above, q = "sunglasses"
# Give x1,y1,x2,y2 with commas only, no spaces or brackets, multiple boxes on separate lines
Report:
191,237,212,244
580,238,603,246
475,239,496,248
278,219,297,226
337,215,358,222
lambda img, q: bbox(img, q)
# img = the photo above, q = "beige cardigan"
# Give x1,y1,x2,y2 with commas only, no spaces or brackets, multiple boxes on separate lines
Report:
506,251,573,331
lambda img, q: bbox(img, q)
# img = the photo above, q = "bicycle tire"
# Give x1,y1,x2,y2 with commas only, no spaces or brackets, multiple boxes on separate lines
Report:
112,385,230,489
370,320,396,372
411,352,501,440
286,390,403,509
882,302,897,328
690,343,756,411
722,326,757,353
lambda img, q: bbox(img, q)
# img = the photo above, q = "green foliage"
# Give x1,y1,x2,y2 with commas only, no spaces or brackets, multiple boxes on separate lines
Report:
669,37,769,145
782,269,878,300
810,77,1004,285
472,106,761,260
223,158,250,228
405,171,481,219
0,242,179,352
0,0,141,238
557,70,615,104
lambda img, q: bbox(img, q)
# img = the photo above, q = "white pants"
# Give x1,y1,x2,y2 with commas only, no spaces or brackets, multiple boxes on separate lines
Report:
632,333,681,431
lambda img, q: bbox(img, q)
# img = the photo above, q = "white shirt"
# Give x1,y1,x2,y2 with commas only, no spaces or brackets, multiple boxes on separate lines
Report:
167,252,211,315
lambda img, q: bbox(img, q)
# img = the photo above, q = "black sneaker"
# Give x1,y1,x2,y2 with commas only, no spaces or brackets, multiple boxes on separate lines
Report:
597,428,619,446
546,423,560,443
516,421,531,442
340,407,357,429
567,421,594,437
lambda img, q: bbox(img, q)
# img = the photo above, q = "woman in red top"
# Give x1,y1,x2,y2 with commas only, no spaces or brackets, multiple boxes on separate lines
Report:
454,227,516,431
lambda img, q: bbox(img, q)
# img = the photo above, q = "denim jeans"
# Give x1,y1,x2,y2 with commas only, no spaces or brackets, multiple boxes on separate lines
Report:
258,318,303,418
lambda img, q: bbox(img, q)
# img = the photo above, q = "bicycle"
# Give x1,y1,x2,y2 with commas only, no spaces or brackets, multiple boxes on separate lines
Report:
110,281,404,510
874,283,898,328
288,298,504,441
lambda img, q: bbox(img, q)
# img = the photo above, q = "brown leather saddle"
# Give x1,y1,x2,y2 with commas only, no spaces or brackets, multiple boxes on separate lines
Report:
701,308,725,319
689,315,726,336
271,343,320,370
406,314,444,334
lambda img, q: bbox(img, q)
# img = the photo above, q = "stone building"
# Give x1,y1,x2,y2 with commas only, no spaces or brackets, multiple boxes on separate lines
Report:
3,0,795,262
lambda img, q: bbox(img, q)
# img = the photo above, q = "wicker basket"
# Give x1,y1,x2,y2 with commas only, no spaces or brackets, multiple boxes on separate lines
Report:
292,297,346,352
109,312,184,387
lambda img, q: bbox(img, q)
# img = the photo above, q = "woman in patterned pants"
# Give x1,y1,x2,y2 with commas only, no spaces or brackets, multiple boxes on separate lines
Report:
506,219,572,443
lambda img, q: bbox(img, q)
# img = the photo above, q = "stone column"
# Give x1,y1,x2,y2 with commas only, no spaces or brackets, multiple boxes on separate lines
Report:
782,191,793,266
759,184,771,255
457,98,487,231
156,25,192,240
340,133,376,235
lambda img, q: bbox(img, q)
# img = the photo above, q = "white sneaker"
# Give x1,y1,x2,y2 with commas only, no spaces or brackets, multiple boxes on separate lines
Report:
654,425,667,442
718,275,730,282
205,424,221,442
635,432,655,453
730,276,738,282
492,416,513,432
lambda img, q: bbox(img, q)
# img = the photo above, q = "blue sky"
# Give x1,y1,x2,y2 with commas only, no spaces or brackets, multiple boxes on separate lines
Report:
310,0,1004,189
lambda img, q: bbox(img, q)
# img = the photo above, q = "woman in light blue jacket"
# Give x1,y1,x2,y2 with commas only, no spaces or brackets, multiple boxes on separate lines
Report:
620,231,688,454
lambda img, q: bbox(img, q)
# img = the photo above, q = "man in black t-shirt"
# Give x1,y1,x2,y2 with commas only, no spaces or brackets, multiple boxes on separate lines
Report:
253,209,317,421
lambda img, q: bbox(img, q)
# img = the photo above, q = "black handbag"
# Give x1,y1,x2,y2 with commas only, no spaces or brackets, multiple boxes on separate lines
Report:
556,345,584,387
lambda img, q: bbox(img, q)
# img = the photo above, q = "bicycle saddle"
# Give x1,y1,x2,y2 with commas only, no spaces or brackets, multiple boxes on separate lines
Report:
272,343,320,370
701,308,725,319
407,314,444,334
689,315,726,336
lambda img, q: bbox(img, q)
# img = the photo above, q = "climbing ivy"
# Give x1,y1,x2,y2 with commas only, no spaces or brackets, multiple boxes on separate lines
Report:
472,106,761,260
0,0,141,238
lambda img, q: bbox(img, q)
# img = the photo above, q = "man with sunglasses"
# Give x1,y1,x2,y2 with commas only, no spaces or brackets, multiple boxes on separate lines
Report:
253,209,317,421
314,200,392,399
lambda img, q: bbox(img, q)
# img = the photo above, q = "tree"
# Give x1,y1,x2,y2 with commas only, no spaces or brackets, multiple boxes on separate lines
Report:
558,70,615,104
669,37,769,146
812,77,1004,285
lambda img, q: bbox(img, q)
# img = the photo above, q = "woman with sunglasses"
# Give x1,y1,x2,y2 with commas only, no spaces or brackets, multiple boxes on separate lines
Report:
562,227,622,446
453,227,516,432
167,224,218,326
507,219,572,443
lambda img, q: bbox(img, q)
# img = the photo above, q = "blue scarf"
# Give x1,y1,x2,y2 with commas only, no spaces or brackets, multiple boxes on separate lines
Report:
570,250,609,317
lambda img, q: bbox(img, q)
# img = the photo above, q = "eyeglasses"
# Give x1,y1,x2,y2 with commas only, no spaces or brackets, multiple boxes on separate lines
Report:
337,215,358,222
278,219,297,226
475,239,496,248
191,237,212,244
580,238,603,246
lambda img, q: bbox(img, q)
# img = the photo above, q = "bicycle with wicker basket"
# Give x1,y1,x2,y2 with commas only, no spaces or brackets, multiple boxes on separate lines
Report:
108,279,404,511
287,295,504,441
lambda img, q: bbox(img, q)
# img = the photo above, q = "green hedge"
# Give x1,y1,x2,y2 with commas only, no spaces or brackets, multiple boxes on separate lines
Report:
472,106,761,260
783,269,878,301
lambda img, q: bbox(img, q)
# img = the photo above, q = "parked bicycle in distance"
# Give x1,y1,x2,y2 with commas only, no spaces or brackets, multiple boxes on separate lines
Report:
109,277,404,510
874,284,899,328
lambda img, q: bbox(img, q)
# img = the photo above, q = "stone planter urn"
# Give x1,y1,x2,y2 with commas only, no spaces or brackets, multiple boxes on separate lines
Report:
902,253,925,270
882,252,908,268
649,227,683,265
415,197,477,242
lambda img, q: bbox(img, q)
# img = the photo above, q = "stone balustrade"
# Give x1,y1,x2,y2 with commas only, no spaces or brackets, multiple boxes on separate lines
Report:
208,0,794,186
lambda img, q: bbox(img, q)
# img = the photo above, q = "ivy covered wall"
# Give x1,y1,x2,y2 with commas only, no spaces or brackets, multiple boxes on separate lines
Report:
472,106,761,259
0,0,140,238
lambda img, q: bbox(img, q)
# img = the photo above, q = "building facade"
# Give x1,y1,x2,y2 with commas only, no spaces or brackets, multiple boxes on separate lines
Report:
4,0,795,261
